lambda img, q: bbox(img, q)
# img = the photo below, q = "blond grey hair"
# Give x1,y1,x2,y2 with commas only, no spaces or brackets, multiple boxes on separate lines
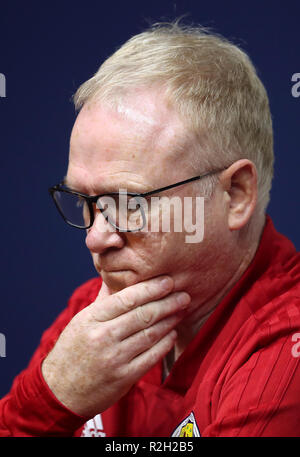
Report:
73,21,274,219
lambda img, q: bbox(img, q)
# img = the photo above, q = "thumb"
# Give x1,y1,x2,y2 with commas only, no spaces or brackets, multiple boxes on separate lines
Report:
97,279,112,301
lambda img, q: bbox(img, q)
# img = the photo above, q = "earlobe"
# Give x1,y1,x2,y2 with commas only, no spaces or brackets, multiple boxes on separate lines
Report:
223,160,258,231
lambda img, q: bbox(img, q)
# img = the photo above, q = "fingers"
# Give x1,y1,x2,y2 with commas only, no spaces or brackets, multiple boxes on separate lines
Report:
112,291,190,341
127,330,178,381
85,275,191,392
120,312,184,361
90,275,174,321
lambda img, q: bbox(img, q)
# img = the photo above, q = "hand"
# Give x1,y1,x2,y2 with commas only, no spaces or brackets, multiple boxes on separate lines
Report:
42,276,190,417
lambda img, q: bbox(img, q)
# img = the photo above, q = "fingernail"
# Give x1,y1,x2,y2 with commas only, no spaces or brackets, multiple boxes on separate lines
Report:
160,277,173,290
177,292,191,308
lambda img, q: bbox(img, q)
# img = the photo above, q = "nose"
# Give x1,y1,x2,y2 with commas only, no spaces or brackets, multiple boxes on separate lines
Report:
85,211,125,253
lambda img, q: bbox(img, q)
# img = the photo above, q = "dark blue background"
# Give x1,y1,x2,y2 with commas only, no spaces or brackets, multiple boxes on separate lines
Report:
0,0,299,397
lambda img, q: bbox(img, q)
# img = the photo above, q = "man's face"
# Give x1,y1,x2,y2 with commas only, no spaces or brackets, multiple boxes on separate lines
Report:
67,90,229,296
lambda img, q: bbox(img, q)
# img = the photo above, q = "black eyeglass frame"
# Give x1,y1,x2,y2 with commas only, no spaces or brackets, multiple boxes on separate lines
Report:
49,167,226,232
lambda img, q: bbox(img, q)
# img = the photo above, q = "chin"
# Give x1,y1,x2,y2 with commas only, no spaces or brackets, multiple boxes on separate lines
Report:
100,270,139,293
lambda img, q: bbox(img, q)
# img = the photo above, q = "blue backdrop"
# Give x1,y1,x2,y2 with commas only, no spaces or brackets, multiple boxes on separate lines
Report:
0,0,299,397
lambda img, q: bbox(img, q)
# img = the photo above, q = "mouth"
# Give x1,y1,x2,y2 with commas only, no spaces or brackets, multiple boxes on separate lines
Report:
95,263,130,273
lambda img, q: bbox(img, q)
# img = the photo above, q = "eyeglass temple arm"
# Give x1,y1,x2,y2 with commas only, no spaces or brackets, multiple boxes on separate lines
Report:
141,168,226,198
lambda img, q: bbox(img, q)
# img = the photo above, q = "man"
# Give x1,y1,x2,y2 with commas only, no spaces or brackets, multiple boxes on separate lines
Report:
0,22,299,437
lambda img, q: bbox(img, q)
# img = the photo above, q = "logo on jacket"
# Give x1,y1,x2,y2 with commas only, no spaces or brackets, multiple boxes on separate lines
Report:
171,411,201,437
81,414,106,437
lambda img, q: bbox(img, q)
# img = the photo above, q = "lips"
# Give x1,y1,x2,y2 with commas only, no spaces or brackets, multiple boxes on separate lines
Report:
95,262,129,273
94,253,132,273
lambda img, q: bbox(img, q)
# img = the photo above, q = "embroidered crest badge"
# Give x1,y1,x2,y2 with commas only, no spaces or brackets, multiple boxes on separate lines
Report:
171,411,201,437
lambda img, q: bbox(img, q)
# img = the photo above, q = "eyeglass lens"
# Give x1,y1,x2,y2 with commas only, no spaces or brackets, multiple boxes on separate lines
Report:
53,190,145,231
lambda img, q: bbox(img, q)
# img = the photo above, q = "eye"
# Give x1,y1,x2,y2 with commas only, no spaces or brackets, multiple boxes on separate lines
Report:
128,196,146,213
128,199,140,212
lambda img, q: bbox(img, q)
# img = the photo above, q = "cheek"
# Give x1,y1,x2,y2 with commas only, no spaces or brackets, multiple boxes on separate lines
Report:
126,231,173,271
90,252,99,270
147,232,187,269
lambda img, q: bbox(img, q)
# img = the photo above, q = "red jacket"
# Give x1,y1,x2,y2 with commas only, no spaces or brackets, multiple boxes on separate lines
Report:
0,217,300,437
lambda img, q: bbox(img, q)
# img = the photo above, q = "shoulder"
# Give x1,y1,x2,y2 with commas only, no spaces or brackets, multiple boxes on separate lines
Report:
247,249,300,336
244,220,300,327
22,277,103,367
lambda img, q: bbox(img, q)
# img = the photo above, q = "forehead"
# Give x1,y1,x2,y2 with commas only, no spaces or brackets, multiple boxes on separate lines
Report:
68,90,195,191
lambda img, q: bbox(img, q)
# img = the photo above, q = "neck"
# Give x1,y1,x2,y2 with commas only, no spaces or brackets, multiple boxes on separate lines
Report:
164,231,262,377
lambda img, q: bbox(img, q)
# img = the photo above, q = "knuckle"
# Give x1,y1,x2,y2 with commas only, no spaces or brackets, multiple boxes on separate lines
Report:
142,327,157,345
102,323,118,342
101,354,120,378
119,363,130,380
87,326,106,347
115,292,135,313
142,282,152,298
136,305,153,325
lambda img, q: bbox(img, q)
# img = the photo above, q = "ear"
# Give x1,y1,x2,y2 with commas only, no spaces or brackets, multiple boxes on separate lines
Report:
220,159,258,231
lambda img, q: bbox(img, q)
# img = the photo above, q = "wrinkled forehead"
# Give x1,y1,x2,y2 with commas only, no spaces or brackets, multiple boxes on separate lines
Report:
68,91,196,188
70,100,180,157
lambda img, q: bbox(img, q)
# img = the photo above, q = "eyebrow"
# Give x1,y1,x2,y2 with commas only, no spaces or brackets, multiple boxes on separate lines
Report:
62,176,146,195
62,176,90,193
62,176,76,190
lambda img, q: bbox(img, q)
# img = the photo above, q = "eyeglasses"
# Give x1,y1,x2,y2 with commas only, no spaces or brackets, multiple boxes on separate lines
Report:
49,167,226,232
